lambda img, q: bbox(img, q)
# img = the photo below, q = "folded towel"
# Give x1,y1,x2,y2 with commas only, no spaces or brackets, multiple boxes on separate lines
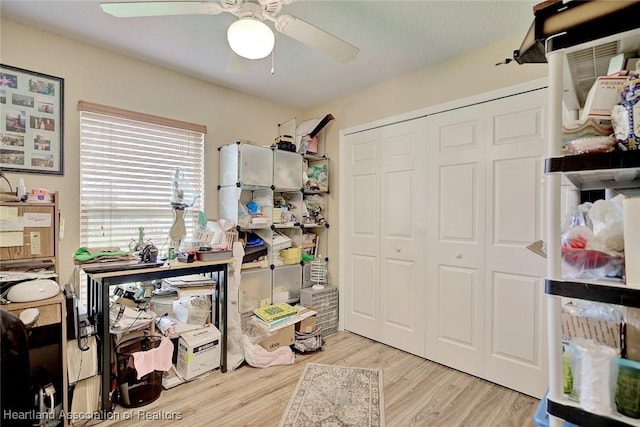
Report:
131,336,174,379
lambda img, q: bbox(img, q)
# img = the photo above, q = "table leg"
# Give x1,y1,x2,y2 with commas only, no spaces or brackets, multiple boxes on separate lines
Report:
100,278,110,413
221,265,227,373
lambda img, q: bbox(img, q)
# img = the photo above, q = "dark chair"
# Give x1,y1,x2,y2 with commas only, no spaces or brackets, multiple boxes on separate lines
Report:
1,308,39,426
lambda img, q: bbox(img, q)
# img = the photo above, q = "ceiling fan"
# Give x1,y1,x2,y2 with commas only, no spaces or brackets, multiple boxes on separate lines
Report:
99,0,359,63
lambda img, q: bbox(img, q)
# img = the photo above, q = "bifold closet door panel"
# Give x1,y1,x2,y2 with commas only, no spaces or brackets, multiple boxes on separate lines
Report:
483,89,547,398
379,118,427,357
425,104,487,377
342,127,382,341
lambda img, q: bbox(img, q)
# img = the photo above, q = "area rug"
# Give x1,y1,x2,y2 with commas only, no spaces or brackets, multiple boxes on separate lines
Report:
279,363,385,426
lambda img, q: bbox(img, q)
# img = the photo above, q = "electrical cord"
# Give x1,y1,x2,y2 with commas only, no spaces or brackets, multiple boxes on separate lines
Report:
113,291,157,347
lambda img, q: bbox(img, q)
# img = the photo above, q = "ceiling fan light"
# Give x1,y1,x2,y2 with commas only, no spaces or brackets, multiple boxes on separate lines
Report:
227,18,275,60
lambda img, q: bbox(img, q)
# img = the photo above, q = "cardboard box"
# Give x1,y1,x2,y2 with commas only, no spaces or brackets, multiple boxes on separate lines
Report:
259,324,294,352
561,312,622,352
296,315,317,334
176,325,220,380
625,307,640,362
581,75,629,120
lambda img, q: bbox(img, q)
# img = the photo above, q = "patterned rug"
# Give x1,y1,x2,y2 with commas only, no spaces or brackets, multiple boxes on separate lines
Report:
279,363,385,426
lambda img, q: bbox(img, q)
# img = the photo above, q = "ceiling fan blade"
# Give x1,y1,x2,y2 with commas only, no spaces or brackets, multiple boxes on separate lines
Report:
226,51,250,73
100,1,223,18
274,14,358,63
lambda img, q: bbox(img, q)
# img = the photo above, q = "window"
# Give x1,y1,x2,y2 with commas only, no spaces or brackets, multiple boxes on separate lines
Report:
78,101,205,254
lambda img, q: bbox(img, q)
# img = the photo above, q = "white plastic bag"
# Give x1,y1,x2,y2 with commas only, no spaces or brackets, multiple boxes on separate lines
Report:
572,338,619,416
588,196,625,252
241,335,295,368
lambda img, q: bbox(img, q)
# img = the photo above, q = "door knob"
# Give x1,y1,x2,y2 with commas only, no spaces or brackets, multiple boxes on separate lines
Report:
395,247,401,253
456,252,462,259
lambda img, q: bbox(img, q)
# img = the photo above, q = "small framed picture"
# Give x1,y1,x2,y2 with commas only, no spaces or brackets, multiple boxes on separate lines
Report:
0,64,64,175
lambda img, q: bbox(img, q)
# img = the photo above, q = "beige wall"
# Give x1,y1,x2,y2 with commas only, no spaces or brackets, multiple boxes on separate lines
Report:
302,33,548,285
1,19,299,284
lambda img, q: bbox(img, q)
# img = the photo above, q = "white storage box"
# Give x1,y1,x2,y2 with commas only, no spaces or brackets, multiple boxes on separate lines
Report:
274,149,303,190
150,295,178,317
172,296,211,325
176,325,220,380
581,75,629,120
273,264,302,302
219,142,273,187
238,268,272,313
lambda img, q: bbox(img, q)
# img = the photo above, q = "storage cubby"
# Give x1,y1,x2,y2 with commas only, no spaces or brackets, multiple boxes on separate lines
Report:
272,264,303,303
220,119,333,313
219,141,273,188
273,149,303,191
238,268,272,313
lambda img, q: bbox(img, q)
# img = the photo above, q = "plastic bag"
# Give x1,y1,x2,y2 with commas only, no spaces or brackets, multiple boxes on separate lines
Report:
571,338,619,416
589,196,625,253
241,335,295,368
561,201,625,279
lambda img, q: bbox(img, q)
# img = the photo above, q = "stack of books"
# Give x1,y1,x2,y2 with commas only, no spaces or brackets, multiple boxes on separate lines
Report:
253,303,298,327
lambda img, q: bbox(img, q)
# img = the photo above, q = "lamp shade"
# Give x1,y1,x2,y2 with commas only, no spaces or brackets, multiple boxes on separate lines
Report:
227,18,275,60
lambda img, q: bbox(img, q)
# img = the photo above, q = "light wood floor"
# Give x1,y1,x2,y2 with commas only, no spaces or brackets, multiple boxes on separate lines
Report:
94,331,540,427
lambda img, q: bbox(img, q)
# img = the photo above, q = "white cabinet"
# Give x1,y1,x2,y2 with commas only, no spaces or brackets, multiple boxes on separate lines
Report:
537,4,640,426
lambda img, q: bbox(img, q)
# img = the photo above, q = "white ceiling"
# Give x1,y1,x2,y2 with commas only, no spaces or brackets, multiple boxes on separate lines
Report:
0,0,537,110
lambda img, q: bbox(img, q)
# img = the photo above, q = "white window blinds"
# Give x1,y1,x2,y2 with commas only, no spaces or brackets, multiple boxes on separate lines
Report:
79,102,205,252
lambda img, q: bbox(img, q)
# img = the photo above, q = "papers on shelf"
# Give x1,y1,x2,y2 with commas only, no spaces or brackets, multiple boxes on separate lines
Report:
162,274,215,298
163,274,215,287
0,270,57,283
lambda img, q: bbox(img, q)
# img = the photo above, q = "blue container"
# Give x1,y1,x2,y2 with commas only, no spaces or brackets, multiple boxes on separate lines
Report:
533,391,579,427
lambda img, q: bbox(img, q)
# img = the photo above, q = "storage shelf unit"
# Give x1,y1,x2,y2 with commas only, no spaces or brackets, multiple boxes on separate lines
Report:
545,279,640,309
546,151,640,191
538,3,640,425
302,153,330,264
219,141,309,313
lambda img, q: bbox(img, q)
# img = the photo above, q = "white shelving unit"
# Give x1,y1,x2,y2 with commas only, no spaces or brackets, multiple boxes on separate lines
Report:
302,153,330,287
538,3,640,425
219,140,308,312
277,116,332,290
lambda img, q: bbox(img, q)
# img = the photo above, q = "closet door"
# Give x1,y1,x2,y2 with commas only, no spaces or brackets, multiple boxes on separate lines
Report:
379,119,427,357
343,119,427,356
343,128,381,340
483,89,547,398
425,104,487,377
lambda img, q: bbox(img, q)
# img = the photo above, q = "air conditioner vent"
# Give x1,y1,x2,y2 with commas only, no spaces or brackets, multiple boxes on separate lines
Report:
567,40,621,106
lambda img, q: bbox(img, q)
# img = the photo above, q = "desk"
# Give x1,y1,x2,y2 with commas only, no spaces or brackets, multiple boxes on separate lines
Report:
83,259,232,413
4,293,68,426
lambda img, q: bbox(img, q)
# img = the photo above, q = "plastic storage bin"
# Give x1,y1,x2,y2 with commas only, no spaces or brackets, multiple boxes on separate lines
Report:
238,268,272,313
172,296,211,325
116,336,163,408
533,391,579,427
219,142,273,187
273,149,303,190
273,264,302,302
280,247,301,265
